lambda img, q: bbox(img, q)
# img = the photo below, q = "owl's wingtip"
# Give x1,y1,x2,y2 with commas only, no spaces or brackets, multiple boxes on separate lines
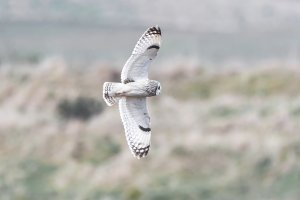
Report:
133,154,147,159
129,144,150,159
148,25,161,35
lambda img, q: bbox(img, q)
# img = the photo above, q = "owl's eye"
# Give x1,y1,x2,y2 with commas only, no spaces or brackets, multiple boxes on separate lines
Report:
158,86,161,90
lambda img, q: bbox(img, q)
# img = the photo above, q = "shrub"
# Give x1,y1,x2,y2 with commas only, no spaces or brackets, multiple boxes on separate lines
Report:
57,96,103,121
72,136,121,164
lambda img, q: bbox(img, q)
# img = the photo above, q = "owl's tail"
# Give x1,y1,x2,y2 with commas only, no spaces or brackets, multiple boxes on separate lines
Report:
103,82,121,106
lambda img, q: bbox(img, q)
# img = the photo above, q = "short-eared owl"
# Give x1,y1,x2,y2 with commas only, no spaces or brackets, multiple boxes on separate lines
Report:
103,26,162,159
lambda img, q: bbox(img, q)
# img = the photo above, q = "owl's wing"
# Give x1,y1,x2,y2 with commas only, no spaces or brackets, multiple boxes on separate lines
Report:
121,26,161,83
119,97,151,158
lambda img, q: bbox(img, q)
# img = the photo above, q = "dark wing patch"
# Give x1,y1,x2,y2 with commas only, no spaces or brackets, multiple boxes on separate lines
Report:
123,78,135,84
138,125,151,132
147,45,160,50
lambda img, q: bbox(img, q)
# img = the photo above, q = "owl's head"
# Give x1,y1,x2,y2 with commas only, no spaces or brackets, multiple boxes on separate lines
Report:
147,80,161,96
155,82,161,96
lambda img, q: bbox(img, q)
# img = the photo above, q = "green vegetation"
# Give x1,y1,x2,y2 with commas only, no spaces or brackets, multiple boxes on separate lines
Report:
171,69,300,99
8,52,42,64
57,96,104,121
290,105,300,118
72,136,121,164
0,65,300,199
209,105,249,118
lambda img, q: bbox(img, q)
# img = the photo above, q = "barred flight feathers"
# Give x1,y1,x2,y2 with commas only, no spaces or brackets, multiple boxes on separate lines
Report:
121,26,162,83
119,97,151,159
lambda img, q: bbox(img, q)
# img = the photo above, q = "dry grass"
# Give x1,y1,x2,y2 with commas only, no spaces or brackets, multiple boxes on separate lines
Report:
0,60,300,199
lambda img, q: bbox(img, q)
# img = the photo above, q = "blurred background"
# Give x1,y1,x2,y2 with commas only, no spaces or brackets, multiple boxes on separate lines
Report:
1,0,300,199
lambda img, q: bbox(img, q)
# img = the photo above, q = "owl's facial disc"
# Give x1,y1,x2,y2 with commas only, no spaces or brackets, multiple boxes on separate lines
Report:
156,83,161,95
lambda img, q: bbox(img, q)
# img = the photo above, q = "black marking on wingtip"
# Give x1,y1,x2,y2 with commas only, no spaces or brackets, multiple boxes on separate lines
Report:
138,125,151,132
132,145,150,158
146,26,161,36
123,78,135,84
155,26,161,35
147,45,160,50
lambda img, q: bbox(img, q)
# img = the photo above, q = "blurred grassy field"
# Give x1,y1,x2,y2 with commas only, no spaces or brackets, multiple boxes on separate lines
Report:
0,59,300,200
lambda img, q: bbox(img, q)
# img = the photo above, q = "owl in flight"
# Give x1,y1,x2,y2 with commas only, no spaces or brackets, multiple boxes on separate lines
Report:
103,26,162,159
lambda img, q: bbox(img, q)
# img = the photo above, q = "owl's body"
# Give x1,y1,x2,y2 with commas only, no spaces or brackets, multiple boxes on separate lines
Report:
102,26,162,159
103,80,161,105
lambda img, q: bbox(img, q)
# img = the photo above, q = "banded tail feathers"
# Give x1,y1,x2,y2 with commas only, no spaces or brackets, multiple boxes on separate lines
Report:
103,82,121,106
